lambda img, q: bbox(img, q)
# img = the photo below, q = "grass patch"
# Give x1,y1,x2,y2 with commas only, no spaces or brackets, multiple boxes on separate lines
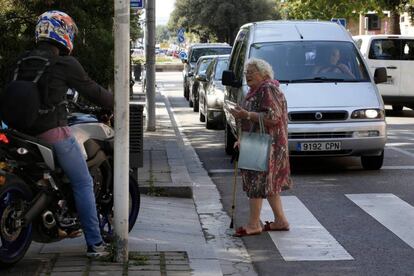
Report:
128,252,149,266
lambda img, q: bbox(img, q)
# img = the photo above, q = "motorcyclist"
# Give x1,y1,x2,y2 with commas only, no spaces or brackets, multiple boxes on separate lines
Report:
14,10,113,257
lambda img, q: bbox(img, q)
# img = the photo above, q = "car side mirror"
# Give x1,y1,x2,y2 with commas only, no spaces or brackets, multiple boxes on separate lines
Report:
196,73,207,82
221,70,241,87
374,67,387,84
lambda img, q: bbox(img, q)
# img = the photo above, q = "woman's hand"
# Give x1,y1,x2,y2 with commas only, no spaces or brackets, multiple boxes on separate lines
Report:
230,105,249,120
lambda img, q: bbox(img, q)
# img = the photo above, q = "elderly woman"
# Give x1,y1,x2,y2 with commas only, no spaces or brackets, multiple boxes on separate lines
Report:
230,58,292,237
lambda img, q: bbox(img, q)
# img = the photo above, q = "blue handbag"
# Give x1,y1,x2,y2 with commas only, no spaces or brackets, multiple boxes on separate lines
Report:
238,113,272,172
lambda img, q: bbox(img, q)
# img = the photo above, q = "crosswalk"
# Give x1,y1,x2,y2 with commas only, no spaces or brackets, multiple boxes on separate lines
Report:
260,193,414,262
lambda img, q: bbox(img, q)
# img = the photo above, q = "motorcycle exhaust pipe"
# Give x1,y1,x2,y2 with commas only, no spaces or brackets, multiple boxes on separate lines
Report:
42,211,56,229
23,192,52,227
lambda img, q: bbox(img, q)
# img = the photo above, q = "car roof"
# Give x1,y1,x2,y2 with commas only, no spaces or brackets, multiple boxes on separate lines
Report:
240,20,352,43
189,43,231,49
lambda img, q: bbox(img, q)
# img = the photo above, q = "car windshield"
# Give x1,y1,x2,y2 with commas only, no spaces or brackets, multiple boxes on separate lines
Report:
214,59,229,80
191,47,231,62
249,41,370,83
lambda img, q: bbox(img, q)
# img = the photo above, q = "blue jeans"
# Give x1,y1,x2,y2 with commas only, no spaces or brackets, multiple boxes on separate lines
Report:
53,136,102,247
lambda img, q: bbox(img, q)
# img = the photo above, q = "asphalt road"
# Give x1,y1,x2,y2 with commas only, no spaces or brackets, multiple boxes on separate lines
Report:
157,71,414,276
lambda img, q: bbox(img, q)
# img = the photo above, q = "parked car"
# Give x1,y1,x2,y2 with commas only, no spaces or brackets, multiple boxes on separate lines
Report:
182,43,232,100
354,34,414,111
198,54,230,129
222,21,388,170
188,55,215,112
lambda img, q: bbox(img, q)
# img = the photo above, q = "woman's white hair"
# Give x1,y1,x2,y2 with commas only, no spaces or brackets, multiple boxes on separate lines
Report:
245,58,274,79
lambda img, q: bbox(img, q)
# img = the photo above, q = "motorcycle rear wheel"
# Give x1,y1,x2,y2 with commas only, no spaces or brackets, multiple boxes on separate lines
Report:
0,177,33,268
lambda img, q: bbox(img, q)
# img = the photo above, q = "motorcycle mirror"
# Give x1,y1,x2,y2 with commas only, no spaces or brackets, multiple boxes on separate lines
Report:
66,88,79,103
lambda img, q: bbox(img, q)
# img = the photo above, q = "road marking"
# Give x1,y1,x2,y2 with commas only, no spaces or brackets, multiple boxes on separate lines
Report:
261,196,353,261
382,166,414,170
346,194,414,249
209,169,235,174
388,146,414,159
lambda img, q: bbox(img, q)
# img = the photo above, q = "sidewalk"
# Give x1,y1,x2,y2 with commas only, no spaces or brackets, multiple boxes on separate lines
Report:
2,82,257,276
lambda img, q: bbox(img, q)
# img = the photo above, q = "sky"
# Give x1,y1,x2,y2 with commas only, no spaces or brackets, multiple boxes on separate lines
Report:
156,0,176,25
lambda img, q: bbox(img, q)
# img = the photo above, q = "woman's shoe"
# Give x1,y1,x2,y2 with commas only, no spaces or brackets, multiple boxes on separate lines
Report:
262,220,290,231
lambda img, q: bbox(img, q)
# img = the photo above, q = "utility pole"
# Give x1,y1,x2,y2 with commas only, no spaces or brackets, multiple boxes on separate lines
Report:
145,0,156,131
114,0,130,262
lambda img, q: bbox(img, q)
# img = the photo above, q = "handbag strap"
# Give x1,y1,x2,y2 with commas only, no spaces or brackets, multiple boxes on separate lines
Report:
258,113,265,135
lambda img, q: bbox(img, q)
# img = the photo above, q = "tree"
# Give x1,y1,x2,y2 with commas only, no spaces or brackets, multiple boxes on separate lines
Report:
282,0,411,34
168,0,280,44
0,0,142,91
156,25,171,44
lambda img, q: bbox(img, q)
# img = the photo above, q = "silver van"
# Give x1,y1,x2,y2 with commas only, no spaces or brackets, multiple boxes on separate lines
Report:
222,21,388,170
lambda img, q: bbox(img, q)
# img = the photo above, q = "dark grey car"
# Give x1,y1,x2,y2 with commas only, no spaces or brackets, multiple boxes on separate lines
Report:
198,54,230,129
182,43,231,100
188,55,215,112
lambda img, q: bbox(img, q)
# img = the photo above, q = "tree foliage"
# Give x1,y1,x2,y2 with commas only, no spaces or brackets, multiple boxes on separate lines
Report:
0,0,142,91
282,0,413,34
156,25,171,43
168,0,280,44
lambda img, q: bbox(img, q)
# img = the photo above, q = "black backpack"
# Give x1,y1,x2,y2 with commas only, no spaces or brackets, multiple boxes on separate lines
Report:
0,55,56,132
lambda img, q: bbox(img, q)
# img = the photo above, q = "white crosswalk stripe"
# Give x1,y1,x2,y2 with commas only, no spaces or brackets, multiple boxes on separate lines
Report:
261,196,353,261
346,193,414,250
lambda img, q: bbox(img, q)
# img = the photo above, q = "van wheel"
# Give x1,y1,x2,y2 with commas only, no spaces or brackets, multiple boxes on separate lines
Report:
392,105,403,112
225,122,236,155
361,151,384,170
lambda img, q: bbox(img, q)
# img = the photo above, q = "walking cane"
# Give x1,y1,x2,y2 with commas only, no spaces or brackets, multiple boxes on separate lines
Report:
229,148,239,229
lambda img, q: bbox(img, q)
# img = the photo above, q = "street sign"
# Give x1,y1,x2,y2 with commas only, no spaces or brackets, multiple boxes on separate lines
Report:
331,18,346,28
131,0,144,9
179,51,188,60
177,28,185,44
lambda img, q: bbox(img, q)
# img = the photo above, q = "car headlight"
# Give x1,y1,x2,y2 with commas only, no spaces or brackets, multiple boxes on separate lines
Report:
351,109,384,119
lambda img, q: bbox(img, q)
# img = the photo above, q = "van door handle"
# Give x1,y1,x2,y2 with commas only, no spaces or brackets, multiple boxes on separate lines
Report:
386,66,397,69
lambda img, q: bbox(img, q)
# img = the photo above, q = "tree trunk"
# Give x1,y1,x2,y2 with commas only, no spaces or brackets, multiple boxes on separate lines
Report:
388,10,401,35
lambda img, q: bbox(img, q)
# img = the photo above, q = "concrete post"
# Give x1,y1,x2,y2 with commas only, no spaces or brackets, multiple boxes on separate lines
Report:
113,0,130,262
145,0,156,131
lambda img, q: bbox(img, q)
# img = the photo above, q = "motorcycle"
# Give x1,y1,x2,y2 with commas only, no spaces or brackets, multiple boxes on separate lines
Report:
0,91,140,267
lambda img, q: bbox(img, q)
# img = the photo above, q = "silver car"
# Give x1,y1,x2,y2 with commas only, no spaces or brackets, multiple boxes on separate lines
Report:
198,55,229,129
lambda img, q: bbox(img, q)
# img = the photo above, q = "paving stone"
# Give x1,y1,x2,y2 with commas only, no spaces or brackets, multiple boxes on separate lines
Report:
50,272,84,276
89,265,124,271
51,266,86,272
89,272,123,276
54,260,88,266
128,264,161,271
165,264,192,271
166,272,192,276
128,272,162,276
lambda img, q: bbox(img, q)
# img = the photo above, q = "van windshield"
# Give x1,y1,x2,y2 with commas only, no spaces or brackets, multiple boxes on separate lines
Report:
249,41,370,83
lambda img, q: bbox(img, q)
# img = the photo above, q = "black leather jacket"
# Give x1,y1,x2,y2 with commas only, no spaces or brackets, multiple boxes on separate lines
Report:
14,42,114,135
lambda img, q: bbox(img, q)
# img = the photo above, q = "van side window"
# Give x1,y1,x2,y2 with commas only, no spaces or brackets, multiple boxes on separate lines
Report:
234,42,247,81
355,39,362,49
402,40,414,60
369,39,400,60
229,40,243,71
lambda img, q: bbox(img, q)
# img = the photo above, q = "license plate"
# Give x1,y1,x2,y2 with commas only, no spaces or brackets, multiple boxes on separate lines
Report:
297,142,341,151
